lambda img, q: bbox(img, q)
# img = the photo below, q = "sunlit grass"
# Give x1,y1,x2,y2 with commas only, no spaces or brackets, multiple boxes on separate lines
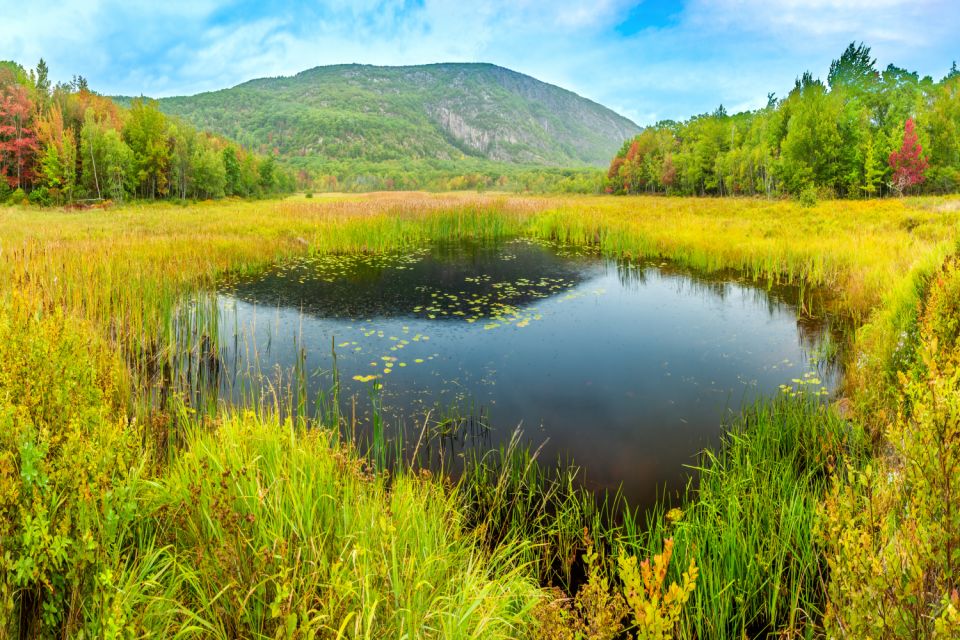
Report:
530,195,958,316
150,413,543,638
4,192,955,364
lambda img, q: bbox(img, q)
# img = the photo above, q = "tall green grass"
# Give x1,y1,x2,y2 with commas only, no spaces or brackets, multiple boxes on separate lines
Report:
633,397,869,637
450,395,870,639
146,412,544,639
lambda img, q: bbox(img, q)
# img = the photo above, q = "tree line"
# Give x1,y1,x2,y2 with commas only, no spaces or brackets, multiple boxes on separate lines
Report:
289,158,605,194
607,43,960,199
0,60,293,206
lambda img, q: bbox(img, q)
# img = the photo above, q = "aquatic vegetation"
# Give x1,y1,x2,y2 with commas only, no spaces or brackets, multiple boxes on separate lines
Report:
779,370,830,397
636,397,868,637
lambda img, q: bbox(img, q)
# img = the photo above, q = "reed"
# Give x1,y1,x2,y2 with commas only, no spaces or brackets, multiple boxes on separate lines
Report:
633,397,870,637
145,412,543,639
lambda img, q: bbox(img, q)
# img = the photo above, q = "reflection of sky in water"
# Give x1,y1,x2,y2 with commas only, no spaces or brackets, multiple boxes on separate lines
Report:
207,239,839,509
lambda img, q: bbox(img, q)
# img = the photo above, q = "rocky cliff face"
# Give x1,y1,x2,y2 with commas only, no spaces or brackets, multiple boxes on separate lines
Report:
432,106,496,154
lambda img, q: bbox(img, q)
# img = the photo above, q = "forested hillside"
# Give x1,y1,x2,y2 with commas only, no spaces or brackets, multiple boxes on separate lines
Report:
0,60,292,206
607,44,960,198
125,63,639,168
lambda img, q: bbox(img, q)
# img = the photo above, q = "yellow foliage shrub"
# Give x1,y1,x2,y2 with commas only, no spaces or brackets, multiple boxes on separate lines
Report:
820,257,960,638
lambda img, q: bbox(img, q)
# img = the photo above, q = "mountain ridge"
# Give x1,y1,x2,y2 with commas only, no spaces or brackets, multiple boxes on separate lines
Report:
115,62,640,168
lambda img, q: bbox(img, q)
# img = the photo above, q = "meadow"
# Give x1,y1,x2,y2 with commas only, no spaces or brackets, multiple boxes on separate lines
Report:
1,192,958,638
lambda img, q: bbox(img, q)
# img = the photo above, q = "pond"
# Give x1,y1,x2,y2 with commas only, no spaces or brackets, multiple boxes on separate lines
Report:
196,238,839,509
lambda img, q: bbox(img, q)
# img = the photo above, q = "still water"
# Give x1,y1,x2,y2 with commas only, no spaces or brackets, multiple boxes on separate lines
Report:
206,238,837,507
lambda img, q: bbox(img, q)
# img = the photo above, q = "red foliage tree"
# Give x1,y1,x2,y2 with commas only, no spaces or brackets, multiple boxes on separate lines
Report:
660,154,677,188
888,117,928,195
0,84,39,191
606,155,625,180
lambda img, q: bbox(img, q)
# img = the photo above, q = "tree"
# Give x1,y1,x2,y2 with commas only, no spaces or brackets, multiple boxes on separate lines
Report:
100,130,134,202
924,76,960,192
888,117,928,194
258,155,276,192
71,75,89,93
239,152,261,196
777,78,843,194
222,145,242,196
828,42,878,90
34,58,50,105
0,84,39,190
81,110,133,202
35,105,77,202
169,122,195,199
124,99,171,198
191,144,226,199
946,61,959,81
860,135,886,196
888,117,928,195
80,111,105,199
0,61,30,92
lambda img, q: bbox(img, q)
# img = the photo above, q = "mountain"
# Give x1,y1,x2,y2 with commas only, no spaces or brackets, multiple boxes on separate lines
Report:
121,63,640,168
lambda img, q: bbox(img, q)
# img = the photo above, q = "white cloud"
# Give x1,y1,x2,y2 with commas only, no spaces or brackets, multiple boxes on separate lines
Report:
0,0,955,124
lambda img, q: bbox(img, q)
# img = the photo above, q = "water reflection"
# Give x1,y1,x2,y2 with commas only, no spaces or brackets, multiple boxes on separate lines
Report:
192,238,840,509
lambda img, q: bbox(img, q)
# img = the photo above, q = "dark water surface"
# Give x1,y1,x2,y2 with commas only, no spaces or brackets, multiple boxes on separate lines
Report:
208,238,838,508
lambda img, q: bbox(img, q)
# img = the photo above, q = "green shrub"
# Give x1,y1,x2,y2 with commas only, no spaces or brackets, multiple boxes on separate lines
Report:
6,188,27,206
27,187,51,207
0,296,143,636
798,185,818,208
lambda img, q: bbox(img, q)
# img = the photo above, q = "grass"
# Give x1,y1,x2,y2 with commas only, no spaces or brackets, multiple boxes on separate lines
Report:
149,413,543,638
636,397,870,637
0,191,958,637
528,195,955,317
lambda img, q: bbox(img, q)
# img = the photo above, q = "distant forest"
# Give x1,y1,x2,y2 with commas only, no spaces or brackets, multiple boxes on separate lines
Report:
607,43,960,199
0,60,293,206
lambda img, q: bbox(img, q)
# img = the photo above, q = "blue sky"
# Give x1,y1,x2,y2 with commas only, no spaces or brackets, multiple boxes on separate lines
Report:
1,0,957,125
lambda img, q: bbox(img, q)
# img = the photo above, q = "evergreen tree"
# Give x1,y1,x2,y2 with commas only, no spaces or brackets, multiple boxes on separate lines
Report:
828,42,878,90
34,58,50,105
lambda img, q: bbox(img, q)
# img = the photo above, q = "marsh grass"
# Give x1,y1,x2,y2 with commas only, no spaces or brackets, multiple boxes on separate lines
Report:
635,397,870,637
145,412,544,639
3,193,955,414
449,395,870,638
0,192,958,637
